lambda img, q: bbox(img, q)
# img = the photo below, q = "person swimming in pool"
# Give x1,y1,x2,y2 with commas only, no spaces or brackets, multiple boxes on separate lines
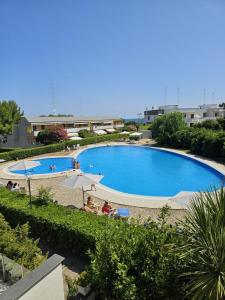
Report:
49,164,56,171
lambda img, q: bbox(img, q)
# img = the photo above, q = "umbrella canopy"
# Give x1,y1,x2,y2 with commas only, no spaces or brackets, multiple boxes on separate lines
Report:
94,130,107,135
60,173,103,189
130,132,142,136
69,136,83,140
119,131,130,135
9,160,40,172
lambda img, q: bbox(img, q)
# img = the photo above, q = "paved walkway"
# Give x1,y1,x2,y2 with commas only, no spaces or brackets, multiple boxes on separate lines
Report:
1,140,224,222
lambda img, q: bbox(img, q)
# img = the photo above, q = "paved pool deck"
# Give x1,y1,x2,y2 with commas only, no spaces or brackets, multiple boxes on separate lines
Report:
0,140,224,221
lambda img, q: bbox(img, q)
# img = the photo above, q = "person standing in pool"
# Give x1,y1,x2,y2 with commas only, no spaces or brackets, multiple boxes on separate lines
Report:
72,158,76,169
75,161,80,169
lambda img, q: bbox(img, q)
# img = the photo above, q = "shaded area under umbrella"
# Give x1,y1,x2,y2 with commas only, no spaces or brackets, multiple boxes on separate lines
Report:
9,160,40,208
60,172,103,205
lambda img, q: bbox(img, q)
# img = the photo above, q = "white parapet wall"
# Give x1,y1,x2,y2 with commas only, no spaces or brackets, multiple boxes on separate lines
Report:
1,254,65,300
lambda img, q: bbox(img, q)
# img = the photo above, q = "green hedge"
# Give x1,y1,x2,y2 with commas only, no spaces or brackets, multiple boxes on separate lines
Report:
0,188,116,257
0,133,128,161
0,147,17,153
168,128,225,158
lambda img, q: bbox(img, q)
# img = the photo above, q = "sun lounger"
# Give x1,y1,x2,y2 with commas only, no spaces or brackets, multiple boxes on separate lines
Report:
117,207,130,218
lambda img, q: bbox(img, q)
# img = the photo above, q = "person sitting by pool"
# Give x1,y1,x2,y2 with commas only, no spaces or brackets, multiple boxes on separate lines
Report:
6,180,13,190
75,161,80,169
86,196,100,213
11,182,20,192
81,203,94,213
102,201,116,216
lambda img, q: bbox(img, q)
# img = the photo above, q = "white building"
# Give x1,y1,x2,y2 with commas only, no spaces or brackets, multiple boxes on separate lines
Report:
1,116,124,148
144,104,225,126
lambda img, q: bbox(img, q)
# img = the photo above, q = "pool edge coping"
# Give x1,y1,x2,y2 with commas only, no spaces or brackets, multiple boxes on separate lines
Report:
1,142,225,210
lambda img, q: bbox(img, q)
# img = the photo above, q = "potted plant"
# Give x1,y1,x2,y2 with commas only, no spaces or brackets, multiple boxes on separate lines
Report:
76,271,92,297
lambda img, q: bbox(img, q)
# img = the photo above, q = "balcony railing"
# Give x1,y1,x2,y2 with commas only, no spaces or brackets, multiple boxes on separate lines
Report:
114,124,124,128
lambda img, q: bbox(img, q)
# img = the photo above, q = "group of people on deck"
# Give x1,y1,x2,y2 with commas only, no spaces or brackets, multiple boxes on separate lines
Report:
72,158,80,169
81,196,116,216
6,180,20,192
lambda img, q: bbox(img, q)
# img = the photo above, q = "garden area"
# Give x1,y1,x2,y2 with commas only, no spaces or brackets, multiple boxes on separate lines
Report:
151,112,225,160
0,187,225,299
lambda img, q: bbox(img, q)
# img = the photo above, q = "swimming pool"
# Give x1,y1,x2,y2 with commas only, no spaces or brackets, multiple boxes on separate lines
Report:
77,145,225,197
10,157,74,175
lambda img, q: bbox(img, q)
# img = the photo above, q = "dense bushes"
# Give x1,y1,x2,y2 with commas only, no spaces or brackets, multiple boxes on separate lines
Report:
193,118,225,131
89,207,186,300
0,212,46,270
152,112,225,158
0,148,16,153
1,188,225,299
0,133,128,161
0,188,115,257
36,125,69,145
168,127,225,158
78,129,95,138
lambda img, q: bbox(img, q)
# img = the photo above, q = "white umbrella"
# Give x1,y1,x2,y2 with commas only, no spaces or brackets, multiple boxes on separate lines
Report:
60,173,103,204
10,160,41,208
69,136,83,141
10,160,40,172
130,132,142,136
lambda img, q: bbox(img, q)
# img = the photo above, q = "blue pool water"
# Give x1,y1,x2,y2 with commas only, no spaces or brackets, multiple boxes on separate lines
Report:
77,146,225,197
10,157,74,175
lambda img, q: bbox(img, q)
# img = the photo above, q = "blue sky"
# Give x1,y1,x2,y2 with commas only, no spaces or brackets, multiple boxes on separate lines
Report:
0,0,225,118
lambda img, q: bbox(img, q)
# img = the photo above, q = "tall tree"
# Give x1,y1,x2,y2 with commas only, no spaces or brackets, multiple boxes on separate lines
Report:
152,112,186,144
0,100,23,135
36,125,69,145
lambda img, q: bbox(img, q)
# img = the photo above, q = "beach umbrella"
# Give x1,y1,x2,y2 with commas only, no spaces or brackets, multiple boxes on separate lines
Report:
10,160,40,172
60,173,103,205
10,160,40,208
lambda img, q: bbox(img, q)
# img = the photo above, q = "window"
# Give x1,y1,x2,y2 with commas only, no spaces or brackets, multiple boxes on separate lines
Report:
183,114,186,118
41,125,45,130
33,125,37,131
215,113,218,117
64,124,74,128
191,114,194,119
203,113,207,118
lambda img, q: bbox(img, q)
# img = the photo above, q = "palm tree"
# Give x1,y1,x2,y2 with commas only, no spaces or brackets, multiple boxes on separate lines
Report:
180,188,225,300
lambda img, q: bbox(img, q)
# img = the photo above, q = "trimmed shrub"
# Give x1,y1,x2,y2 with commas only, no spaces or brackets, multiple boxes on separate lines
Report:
78,129,95,138
0,148,16,153
193,119,223,130
165,127,225,158
0,188,116,258
36,126,69,145
0,133,128,161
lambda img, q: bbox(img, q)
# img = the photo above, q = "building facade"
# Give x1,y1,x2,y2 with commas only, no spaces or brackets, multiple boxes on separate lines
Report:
1,116,124,148
144,104,225,126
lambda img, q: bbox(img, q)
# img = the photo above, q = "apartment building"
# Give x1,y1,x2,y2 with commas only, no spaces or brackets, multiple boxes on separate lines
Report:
144,104,225,126
1,116,123,148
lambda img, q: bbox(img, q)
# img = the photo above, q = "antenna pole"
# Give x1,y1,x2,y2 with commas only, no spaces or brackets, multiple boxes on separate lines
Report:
51,82,56,115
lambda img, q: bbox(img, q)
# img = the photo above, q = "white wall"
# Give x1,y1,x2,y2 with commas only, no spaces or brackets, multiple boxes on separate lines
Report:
19,265,64,300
